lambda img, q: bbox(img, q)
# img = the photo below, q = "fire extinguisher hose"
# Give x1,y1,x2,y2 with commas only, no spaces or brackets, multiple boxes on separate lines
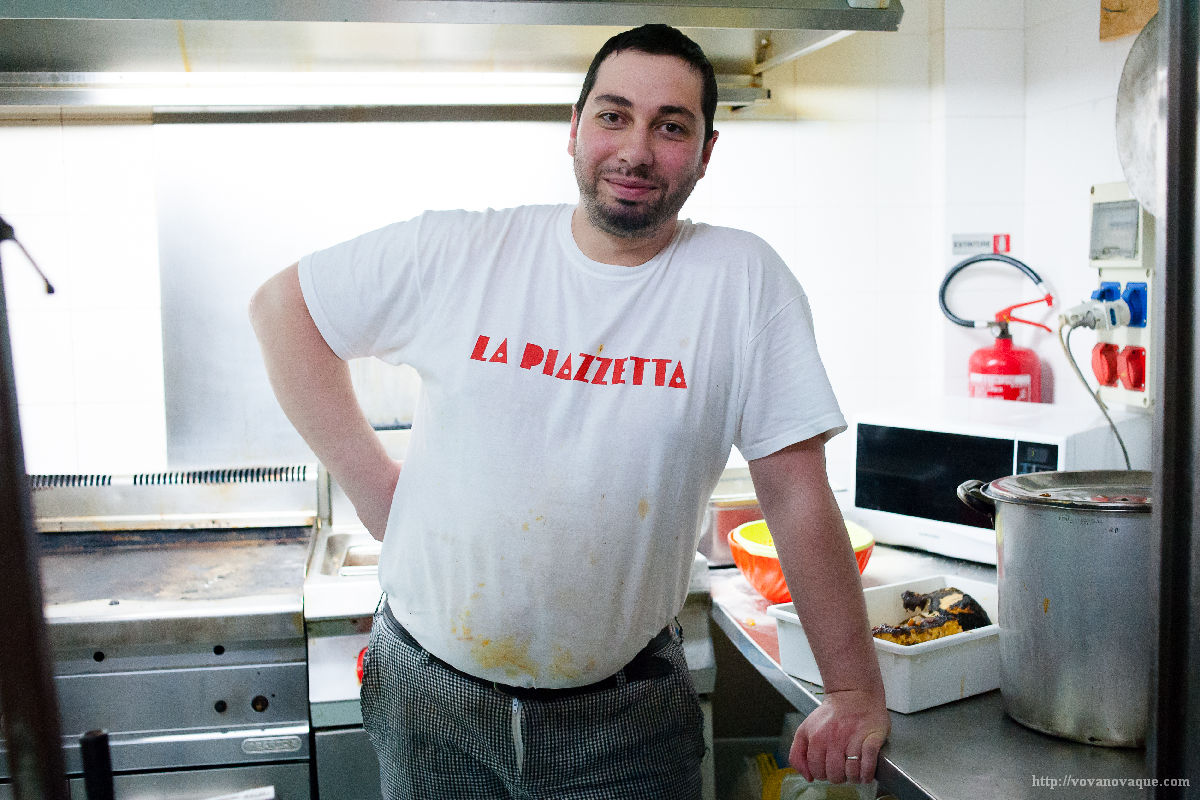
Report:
939,254,1053,328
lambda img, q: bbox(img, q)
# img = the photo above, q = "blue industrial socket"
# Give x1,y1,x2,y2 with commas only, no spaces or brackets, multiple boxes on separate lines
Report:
1122,282,1148,327
1091,281,1122,302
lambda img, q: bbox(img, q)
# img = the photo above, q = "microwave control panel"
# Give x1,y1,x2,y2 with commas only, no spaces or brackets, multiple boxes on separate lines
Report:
1016,441,1059,473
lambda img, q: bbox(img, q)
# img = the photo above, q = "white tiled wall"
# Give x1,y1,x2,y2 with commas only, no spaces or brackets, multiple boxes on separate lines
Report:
0,120,167,474
933,0,1137,416
754,0,938,483
0,0,1148,479
723,0,1144,482
935,0,1031,403
1022,0,1139,413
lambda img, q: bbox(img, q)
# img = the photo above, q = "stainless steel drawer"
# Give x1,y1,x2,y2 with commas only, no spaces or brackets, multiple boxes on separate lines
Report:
314,727,381,800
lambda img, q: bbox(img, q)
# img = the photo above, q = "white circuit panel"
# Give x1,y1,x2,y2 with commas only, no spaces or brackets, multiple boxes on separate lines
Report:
1089,182,1156,410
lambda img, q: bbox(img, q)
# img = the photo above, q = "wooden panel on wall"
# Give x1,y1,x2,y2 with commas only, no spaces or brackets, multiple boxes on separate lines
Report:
1100,0,1158,41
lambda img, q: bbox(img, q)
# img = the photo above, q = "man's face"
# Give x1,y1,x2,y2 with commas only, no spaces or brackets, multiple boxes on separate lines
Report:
568,50,717,240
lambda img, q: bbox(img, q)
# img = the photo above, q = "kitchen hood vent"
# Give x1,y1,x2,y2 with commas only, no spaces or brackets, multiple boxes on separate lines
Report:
0,70,773,110
0,0,901,108
29,464,318,532
0,1,902,32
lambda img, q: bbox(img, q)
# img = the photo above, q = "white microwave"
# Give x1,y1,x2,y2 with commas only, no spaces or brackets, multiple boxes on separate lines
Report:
846,398,1152,564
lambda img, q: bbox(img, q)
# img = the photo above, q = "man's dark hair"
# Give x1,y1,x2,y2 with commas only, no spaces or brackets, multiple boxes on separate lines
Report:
575,24,718,142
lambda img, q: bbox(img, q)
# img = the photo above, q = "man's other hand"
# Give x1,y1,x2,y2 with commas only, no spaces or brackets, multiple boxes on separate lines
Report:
789,687,890,784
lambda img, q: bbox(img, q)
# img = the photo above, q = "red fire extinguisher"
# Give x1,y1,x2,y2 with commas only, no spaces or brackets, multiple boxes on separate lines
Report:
939,254,1054,403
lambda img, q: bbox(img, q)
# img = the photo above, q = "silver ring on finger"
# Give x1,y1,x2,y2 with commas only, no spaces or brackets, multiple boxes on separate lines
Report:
845,755,860,761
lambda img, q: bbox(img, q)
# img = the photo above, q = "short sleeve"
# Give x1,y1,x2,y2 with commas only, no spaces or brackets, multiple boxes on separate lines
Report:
297,216,426,363
733,293,847,461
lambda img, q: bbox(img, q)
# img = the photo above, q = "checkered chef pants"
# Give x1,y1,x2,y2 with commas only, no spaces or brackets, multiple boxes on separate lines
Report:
360,597,706,800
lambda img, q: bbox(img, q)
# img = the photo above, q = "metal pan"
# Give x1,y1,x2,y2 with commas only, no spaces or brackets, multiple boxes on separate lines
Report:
1115,12,1164,217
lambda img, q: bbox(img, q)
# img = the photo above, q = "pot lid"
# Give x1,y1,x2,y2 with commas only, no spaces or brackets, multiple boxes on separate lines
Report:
983,470,1153,512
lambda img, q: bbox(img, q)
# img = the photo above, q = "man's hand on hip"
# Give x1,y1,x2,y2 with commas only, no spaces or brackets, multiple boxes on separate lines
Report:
250,263,402,542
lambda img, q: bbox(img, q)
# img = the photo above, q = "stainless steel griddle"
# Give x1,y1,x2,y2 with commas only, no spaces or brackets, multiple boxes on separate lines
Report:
0,465,318,800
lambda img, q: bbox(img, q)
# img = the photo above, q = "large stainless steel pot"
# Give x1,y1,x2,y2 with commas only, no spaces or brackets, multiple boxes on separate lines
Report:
958,470,1153,747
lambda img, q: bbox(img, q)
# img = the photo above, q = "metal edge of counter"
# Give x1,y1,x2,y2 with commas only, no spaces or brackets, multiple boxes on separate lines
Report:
710,601,932,800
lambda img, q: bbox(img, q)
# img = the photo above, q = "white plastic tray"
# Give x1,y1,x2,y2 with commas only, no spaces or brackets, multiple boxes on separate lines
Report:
767,575,999,714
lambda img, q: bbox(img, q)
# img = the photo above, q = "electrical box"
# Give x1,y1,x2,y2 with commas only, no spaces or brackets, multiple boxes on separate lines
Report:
1088,182,1155,410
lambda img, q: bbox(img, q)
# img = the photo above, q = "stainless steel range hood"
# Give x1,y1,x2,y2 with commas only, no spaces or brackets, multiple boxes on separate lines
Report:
0,0,902,108
0,0,904,30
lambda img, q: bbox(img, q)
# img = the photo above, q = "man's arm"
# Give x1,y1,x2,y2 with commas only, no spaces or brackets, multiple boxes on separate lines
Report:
249,264,401,540
748,435,890,784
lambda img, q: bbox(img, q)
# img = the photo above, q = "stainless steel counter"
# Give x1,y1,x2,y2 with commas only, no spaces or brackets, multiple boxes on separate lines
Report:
710,545,1148,800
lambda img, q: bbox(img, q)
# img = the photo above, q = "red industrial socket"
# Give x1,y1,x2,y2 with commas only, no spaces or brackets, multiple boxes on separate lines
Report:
1091,343,1120,387
1117,346,1147,391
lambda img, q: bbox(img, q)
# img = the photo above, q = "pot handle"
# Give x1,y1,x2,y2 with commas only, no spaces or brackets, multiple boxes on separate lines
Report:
957,479,995,521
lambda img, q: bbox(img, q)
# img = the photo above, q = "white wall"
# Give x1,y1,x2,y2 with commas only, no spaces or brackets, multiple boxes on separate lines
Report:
0,120,167,474
772,0,1145,484
1021,1,1142,406
935,0,1030,401
932,0,1138,414
744,0,938,483
0,0,1148,480
151,120,582,467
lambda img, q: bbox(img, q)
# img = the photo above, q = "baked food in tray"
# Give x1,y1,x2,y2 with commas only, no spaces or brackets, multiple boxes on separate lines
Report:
871,586,992,646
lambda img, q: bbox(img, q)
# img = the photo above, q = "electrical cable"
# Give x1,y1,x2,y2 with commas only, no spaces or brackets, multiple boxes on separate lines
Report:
1056,318,1133,470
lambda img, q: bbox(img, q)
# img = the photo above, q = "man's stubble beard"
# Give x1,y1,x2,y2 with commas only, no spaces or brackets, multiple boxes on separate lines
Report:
574,154,703,240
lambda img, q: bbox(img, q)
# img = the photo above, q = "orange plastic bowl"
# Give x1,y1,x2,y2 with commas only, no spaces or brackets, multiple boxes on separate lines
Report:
728,519,875,604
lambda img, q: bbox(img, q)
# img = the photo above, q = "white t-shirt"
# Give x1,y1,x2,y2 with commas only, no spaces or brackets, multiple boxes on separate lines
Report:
299,203,844,687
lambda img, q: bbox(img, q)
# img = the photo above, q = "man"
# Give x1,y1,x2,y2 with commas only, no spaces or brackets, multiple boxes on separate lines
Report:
250,24,888,799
